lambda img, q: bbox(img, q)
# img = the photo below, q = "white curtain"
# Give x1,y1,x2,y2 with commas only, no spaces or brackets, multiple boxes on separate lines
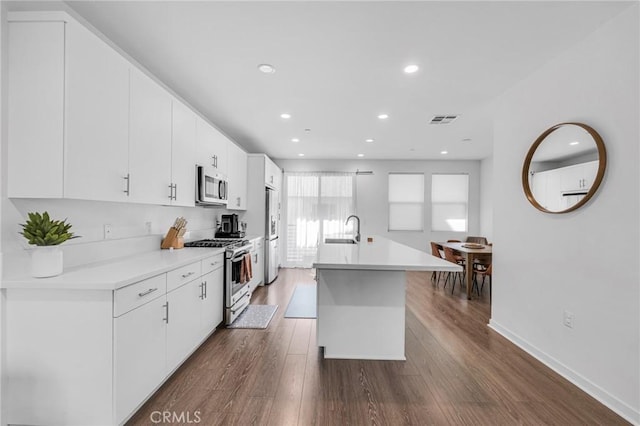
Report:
283,172,356,267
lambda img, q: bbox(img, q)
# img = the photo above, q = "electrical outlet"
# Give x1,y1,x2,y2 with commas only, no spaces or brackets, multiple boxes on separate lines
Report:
104,224,113,240
145,222,152,235
563,310,574,328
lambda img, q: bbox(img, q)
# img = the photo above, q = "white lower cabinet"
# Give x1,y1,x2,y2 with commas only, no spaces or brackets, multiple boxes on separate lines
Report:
166,279,203,371
248,237,264,292
201,267,224,339
114,295,167,423
4,253,225,426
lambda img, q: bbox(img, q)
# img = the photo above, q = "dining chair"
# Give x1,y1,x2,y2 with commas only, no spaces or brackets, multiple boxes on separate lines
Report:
443,247,464,294
473,263,492,301
465,236,488,245
429,242,444,285
447,239,466,266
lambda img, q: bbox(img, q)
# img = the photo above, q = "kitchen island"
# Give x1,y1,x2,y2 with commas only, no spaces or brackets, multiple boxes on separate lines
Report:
313,236,461,360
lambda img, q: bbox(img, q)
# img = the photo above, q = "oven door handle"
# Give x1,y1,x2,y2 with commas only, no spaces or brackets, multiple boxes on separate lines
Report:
230,250,250,261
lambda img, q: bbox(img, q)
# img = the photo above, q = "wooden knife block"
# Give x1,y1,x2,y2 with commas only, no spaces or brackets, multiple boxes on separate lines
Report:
161,227,184,249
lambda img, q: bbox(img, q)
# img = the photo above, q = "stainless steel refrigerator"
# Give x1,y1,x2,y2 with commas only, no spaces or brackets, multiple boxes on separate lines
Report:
265,188,279,283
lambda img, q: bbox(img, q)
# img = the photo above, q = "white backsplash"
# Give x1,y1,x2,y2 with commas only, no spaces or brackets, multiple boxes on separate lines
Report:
1,198,248,276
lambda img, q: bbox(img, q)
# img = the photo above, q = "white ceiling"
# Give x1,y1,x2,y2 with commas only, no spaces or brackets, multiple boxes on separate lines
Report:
8,1,631,160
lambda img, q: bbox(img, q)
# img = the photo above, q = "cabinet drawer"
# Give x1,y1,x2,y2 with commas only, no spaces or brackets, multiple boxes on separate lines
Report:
114,274,166,317
202,254,224,275
167,261,201,292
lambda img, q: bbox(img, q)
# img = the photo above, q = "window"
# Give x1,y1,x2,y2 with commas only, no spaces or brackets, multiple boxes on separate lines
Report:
388,173,424,231
431,174,469,232
284,172,356,267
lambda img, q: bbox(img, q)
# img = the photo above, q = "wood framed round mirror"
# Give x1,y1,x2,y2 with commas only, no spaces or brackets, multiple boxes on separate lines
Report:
522,122,606,214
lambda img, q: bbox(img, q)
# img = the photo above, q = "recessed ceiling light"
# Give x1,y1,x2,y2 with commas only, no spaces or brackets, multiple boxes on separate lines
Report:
298,153,305,157
404,64,419,74
377,114,389,120
570,141,580,146
365,138,374,143
440,150,448,155
280,113,291,119
357,154,364,157
291,138,300,143
257,63,276,74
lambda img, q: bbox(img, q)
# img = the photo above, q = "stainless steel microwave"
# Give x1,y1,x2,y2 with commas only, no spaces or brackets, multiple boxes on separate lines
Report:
196,166,228,206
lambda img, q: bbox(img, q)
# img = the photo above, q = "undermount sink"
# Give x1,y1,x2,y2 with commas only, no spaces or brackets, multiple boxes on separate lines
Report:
324,238,357,244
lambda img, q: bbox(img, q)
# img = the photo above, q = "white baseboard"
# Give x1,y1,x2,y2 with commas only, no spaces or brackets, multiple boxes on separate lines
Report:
488,320,639,425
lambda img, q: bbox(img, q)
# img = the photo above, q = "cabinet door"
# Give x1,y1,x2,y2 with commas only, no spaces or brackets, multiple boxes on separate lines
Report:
166,280,202,370
114,296,166,424
582,160,599,189
559,164,583,192
129,69,173,204
255,240,265,286
227,143,248,210
171,100,196,207
64,20,130,202
196,118,229,175
8,21,65,198
200,268,224,339
264,156,281,191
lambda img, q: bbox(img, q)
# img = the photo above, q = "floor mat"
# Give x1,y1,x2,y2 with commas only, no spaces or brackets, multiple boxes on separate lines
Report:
284,285,317,318
226,304,278,329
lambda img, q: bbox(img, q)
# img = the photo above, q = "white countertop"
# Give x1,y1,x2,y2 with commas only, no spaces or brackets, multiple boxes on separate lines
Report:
313,236,462,272
1,247,225,291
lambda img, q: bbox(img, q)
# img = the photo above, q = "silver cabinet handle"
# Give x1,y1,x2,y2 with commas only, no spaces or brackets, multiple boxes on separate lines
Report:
203,281,208,299
163,302,169,324
237,197,241,207
168,183,177,200
138,287,158,297
181,271,195,279
123,173,130,195
199,282,205,300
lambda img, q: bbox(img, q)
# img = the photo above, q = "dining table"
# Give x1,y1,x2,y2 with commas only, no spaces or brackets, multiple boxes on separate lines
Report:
437,241,493,300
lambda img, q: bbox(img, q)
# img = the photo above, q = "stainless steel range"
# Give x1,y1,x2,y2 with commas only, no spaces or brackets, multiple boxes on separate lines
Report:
185,238,253,325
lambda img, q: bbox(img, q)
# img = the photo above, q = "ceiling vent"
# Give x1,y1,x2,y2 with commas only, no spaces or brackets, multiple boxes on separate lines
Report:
430,115,458,125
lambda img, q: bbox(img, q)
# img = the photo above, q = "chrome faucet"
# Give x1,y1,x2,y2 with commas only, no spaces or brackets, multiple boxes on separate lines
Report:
345,215,361,242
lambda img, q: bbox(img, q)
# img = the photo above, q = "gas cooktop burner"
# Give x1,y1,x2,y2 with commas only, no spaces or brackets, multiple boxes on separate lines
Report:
184,238,247,248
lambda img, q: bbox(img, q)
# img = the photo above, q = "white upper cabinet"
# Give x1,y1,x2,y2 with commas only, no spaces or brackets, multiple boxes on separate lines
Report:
264,155,282,191
6,12,209,208
196,118,229,176
227,143,248,210
128,69,173,204
170,101,197,207
559,160,599,192
8,21,65,198
64,19,130,202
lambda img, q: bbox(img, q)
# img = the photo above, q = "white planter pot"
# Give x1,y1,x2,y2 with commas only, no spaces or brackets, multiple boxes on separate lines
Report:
31,246,64,278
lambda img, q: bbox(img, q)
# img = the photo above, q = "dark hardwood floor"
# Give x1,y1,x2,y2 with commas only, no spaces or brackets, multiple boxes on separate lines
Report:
127,268,628,425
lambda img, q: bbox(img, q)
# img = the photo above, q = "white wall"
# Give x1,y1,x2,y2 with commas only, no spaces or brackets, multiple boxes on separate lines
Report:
0,3,5,425
490,4,639,423
479,157,493,239
275,159,483,252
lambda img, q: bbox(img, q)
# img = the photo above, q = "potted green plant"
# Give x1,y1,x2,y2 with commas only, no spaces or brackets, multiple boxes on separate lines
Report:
19,212,79,277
